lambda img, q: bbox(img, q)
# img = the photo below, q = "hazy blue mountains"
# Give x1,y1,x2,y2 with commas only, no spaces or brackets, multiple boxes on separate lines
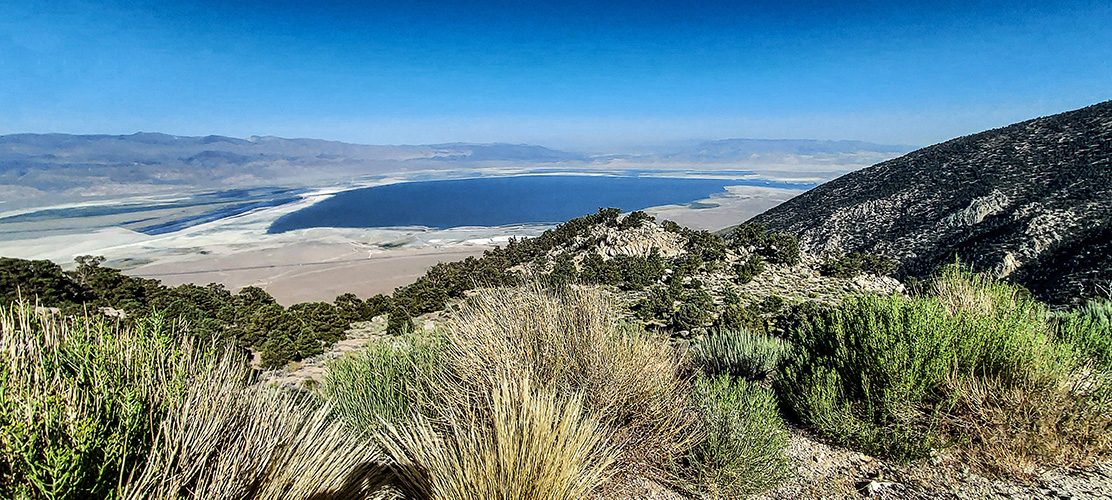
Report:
0,132,910,211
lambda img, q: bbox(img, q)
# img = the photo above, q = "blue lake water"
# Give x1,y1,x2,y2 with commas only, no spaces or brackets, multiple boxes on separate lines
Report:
267,175,813,233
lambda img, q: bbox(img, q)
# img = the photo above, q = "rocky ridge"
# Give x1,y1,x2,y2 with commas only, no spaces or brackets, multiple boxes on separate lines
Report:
748,100,1112,306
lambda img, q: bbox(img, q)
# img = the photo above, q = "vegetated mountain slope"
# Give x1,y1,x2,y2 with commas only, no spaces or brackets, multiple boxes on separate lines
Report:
748,100,1112,306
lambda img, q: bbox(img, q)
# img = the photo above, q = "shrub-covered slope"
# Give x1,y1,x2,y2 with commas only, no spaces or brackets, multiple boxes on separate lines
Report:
748,100,1112,306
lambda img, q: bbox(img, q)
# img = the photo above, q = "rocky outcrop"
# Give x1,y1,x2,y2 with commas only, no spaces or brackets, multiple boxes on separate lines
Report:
749,101,1112,306
589,223,686,259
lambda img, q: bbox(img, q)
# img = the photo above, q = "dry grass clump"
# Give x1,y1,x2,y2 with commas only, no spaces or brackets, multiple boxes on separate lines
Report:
0,303,389,500
945,373,1112,477
122,346,391,500
378,375,617,500
437,284,698,479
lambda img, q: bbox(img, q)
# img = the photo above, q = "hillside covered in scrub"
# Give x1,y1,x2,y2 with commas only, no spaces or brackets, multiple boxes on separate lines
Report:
748,100,1112,306
3,262,1111,499
3,204,1112,498
0,209,898,370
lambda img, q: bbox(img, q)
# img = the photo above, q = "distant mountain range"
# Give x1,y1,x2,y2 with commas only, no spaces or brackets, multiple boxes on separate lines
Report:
749,100,1112,306
0,132,910,209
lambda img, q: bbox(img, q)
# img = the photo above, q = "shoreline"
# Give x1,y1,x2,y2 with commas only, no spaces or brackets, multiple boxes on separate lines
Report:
1,173,808,304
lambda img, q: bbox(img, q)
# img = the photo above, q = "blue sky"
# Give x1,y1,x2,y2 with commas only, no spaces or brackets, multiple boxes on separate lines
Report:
1,0,1109,149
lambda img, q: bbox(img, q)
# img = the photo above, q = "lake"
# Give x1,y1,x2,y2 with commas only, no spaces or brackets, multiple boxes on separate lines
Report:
267,174,813,233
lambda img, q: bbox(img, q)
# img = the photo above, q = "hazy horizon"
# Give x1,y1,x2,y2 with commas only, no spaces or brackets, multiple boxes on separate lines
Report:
2,0,1109,150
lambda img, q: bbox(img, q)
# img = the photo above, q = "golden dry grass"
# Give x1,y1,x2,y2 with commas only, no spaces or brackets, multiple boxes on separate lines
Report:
378,375,617,500
121,346,392,500
436,284,698,481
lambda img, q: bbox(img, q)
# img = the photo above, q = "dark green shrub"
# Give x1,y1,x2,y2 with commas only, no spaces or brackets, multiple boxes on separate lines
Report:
756,295,784,315
579,253,621,286
0,257,88,308
728,223,767,250
682,289,715,312
386,306,415,336
727,225,800,266
545,252,579,286
734,254,765,284
819,252,863,278
691,328,791,380
635,286,675,323
662,220,684,234
673,303,712,331
860,253,898,276
685,230,728,263
614,250,666,290
680,374,789,497
761,233,800,266
618,210,654,230
821,252,899,278
716,304,767,335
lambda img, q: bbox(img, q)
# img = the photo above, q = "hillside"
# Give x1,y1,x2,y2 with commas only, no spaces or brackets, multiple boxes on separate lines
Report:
748,100,1112,306
4,208,1111,498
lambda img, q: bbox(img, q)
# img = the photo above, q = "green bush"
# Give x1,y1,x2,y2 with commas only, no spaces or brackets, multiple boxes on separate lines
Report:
680,374,789,497
728,223,768,249
734,254,765,284
716,304,767,335
635,286,675,324
691,328,791,380
323,333,443,435
777,294,953,460
673,302,712,332
1054,299,1112,371
757,295,784,315
726,224,800,266
545,252,579,286
777,268,1111,471
761,233,801,266
618,210,654,230
820,252,898,278
0,306,242,500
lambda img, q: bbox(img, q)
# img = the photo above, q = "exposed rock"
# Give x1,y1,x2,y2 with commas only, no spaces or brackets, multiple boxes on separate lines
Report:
590,223,686,259
749,100,1112,306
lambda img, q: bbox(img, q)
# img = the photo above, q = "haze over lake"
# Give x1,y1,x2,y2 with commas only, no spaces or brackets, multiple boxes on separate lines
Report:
268,175,815,233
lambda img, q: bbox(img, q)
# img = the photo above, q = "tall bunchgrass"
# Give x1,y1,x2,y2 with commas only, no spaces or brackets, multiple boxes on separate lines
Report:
378,375,617,500
120,345,392,500
438,284,698,479
690,328,791,380
1,303,390,500
320,284,703,497
778,267,1112,474
323,333,444,436
679,374,789,498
